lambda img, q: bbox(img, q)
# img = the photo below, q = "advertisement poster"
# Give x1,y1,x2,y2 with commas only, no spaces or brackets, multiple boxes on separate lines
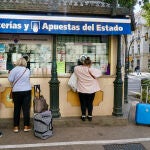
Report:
57,61,65,74
0,60,6,71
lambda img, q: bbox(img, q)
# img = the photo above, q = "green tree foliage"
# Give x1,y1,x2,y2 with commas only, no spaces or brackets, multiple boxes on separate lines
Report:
118,0,137,8
103,0,137,8
143,0,149,3
142,2,150,26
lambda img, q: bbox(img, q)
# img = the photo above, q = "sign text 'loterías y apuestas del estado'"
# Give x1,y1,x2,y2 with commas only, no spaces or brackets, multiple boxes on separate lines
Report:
0,14,131,35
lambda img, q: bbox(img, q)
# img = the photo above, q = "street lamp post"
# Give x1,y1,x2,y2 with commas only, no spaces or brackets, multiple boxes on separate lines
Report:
124,35,128,103
124,36,135,103
128,36,141,72
124,35,142,103
113,35,123,116
49,35,61,118
127,38,135,71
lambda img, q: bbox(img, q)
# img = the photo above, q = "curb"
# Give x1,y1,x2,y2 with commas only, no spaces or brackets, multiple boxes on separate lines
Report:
0,116,128,129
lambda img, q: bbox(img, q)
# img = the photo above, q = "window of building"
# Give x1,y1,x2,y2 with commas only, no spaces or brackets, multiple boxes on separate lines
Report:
137,59,140,66
56,35,109,75
0,34,52,76
148,59,150,71
137,44,140,55
131,45,134,55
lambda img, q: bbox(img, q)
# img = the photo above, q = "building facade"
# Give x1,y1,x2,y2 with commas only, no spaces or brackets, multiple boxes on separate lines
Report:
0,0,133,119
128,10,150,72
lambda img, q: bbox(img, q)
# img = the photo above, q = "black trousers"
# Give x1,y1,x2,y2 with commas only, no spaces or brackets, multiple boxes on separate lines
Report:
12,90,31,127
78,92,95,116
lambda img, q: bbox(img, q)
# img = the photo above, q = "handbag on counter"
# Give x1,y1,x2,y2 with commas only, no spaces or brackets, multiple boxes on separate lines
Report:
68,72,77,92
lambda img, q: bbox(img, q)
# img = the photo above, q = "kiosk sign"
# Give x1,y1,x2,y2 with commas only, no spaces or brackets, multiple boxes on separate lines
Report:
0,14,131,35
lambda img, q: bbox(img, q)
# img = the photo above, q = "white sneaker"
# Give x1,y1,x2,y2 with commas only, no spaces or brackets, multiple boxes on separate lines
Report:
24,126,31,132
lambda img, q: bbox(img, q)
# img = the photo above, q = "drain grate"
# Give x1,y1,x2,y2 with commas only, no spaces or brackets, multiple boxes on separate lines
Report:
103,143,146,150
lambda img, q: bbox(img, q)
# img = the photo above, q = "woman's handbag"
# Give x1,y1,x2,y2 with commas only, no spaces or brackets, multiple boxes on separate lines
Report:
33,95,48,113
9,89,13,99
33,84,48,113
68,73,77,92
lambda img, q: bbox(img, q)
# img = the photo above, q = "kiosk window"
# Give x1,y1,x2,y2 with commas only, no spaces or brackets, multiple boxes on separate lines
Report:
0,40,52,75
56,35,109,75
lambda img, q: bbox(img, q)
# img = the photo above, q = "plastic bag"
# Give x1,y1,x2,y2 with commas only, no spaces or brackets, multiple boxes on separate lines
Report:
68,73,77,92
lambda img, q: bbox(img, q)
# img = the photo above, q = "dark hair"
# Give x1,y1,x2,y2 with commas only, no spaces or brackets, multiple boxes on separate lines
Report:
77,59,83,65
83,57,92,66
22,55,29,62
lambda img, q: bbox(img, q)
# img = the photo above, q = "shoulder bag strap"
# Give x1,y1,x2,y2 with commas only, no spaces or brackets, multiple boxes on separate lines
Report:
88,69,95,79
12,68,27,87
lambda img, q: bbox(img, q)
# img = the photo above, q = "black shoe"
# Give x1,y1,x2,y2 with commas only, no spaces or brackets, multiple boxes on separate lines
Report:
87,116,92,121
81,116,86,121
0,131,3,138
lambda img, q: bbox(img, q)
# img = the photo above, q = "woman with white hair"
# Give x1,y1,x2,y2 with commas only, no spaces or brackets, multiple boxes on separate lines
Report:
8,57,31,133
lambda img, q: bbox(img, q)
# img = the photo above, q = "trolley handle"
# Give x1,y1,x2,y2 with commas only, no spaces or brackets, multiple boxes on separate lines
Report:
34,84,41,97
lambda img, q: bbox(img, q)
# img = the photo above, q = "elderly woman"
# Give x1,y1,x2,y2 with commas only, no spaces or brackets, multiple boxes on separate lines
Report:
8,57,31,133
74,57,102,121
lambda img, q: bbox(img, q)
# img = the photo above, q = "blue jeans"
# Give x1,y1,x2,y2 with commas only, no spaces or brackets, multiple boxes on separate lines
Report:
13,90,31,127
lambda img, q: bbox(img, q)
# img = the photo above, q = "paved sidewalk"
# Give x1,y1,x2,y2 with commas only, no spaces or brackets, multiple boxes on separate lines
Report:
1,97,150,150
1,119,150,150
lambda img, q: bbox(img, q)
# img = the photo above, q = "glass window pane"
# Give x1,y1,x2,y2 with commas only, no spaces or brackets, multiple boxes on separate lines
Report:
0,35,52,76
56,35,109,75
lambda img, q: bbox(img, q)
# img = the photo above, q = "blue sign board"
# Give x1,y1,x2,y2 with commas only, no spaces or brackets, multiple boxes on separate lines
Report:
0,14,131,35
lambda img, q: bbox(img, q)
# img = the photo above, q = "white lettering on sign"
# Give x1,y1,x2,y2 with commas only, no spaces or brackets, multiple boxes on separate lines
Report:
42,23,80,31
24,24,29,31
0,18,129,34
96,24,123,31
0,21,22,29
82,24,95,31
